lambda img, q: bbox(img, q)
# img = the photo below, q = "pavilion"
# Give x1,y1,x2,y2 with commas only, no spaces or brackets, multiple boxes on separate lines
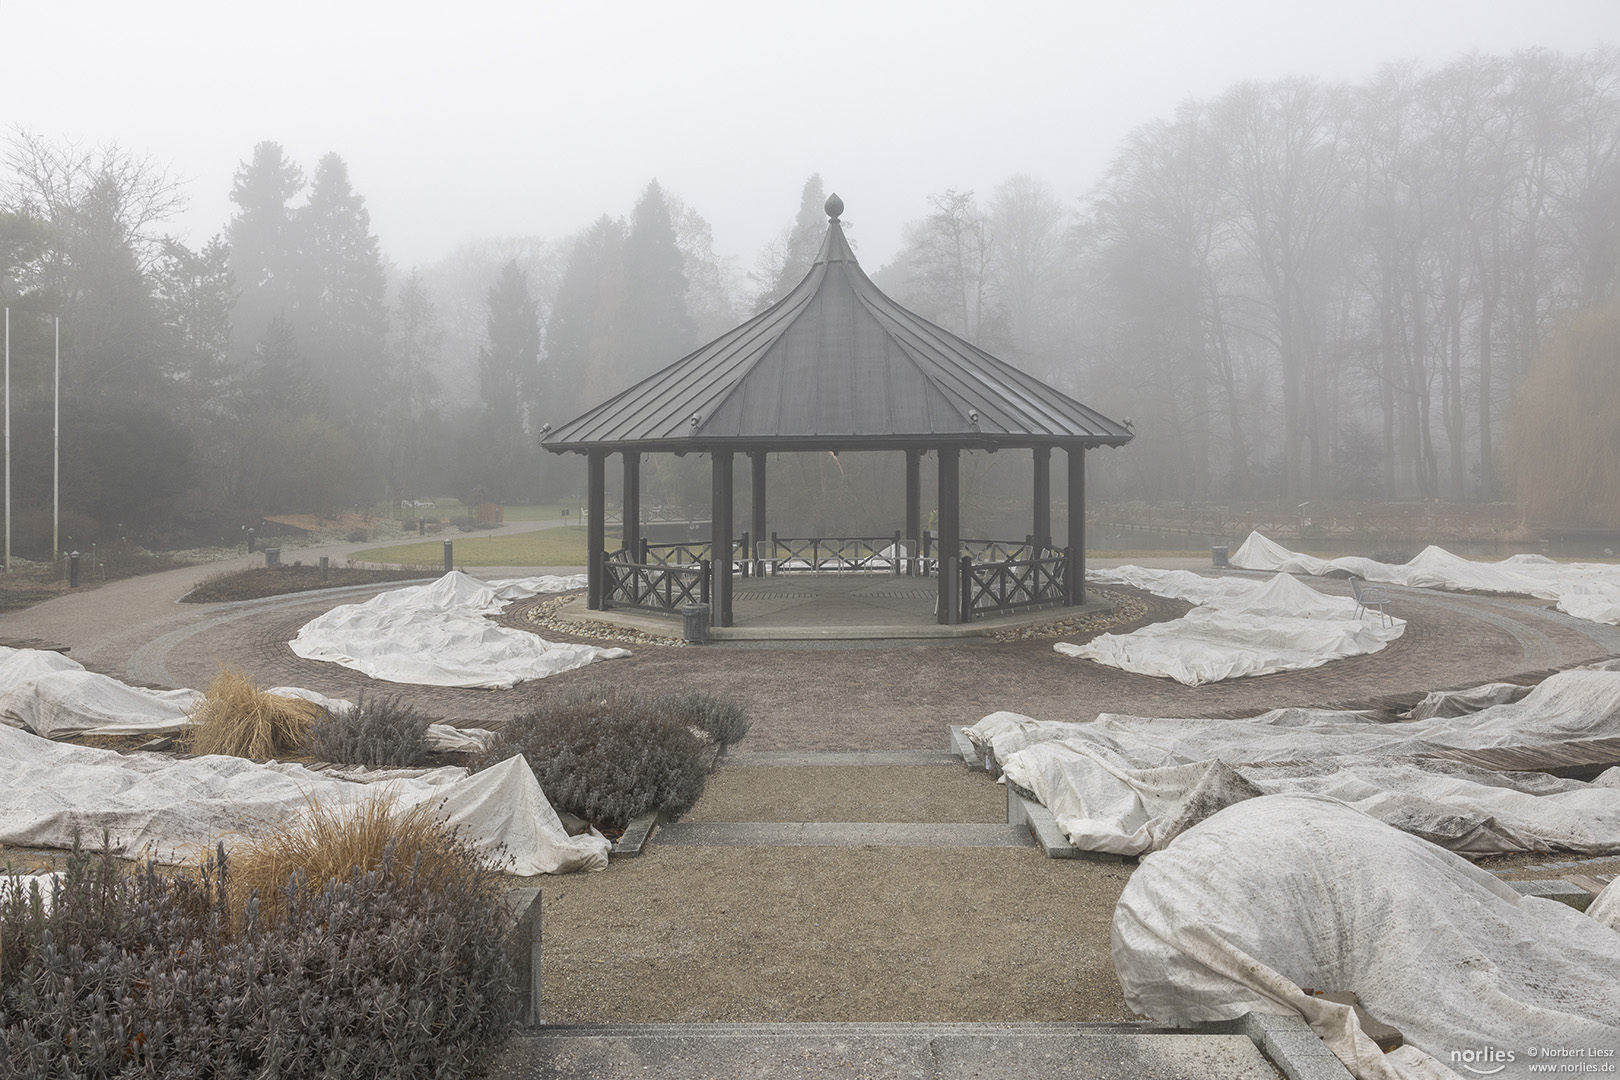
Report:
542,195,1132,629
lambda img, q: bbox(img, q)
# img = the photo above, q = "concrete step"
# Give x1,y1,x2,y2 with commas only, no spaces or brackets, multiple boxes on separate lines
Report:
485,1020,1317,1080
652,821,1034,849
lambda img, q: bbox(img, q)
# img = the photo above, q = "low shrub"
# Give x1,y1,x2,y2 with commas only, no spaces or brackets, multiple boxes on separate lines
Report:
478,685,727,829
306,692,434,769
0,826,517,1078
346,527,369,543
659,691,751,754
186,668,323,758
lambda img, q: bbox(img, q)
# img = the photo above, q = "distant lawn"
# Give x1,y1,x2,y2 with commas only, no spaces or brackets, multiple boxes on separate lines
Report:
355,526,615,567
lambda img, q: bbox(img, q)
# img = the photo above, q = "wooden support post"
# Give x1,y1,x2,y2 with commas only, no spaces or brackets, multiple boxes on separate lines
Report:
905,449,921,576
751,451,767,577
1066,444,1086,606
1032,446,1051,550
622,452,641,560
711,451,734,627
938,447,960,625
586,450,606,610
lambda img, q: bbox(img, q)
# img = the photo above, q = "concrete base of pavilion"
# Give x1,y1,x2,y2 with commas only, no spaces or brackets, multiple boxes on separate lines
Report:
559,574,1111,641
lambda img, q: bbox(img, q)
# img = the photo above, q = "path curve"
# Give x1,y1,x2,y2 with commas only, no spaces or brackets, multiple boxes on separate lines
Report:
10,548,1615,750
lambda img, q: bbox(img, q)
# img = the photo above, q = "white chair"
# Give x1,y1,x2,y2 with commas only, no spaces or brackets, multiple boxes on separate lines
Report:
1349,575,1392,627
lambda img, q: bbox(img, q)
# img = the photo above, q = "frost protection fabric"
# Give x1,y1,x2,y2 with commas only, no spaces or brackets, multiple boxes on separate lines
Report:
0,646,203,739
289,571,627,688
0,725,608,874
1112,794,1620,1079
974,670,1620,855
1059,571,1404,685
1230,530,1620,624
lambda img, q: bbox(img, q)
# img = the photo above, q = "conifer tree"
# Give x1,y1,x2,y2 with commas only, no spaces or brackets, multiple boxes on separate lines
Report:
226,142,303,366
546,215,626,419
620,179,694,382
293,153,389,426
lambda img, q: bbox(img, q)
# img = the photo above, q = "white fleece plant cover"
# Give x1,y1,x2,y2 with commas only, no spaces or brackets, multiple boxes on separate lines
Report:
289,571,627,688
1058,570,1405,685
0,724,608,874
971,668,1620,855
1112,794,1620,1080
0,653,494,752
1590,877,1620,931
0,647,203,739
1232,530,1620,624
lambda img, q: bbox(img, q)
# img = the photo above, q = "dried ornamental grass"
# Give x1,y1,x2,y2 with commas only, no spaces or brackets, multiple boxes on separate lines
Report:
225,795,473,927
185,668,321,758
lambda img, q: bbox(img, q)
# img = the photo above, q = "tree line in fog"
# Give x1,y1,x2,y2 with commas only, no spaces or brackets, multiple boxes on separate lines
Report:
1,48,1617,551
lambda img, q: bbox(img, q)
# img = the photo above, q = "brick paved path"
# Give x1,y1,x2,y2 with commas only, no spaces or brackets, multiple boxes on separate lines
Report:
7,554,1619,752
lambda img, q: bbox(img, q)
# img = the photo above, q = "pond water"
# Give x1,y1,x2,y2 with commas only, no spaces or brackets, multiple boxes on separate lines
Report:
1089,524,1620,561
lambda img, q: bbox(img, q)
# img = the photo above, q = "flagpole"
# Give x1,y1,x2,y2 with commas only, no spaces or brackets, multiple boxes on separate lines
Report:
4,305,10,574
53,317,60,566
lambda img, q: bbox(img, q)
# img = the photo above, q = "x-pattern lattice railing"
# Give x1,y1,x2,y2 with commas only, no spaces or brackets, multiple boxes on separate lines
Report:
960,538,1042,563
640,541,714,566
960,551,1069,620
603,549,709,612
767,533,907,574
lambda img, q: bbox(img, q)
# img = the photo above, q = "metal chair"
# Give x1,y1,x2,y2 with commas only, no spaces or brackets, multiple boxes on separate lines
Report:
1349,575,1392,627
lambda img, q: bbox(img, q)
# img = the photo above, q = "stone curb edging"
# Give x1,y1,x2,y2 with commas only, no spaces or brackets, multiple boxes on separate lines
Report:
503,887,543,1026
1504,878,1598,911
494,1018,1352,1079
611,811,661,857
1234,1014,1356,1080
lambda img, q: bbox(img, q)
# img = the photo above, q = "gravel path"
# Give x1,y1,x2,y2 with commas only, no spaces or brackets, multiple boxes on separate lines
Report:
94,573,1620,750
532,843,1137,1025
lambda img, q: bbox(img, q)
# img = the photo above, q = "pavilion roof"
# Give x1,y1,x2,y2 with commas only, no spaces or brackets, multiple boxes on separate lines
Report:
543,196,1133,455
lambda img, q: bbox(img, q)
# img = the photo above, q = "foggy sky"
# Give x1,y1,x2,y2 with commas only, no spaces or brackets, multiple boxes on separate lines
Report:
7,0,1618,272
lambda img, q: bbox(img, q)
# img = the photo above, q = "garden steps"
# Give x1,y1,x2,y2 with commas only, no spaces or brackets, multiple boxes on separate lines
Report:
488,1018,1335,1079
638,750,1026,852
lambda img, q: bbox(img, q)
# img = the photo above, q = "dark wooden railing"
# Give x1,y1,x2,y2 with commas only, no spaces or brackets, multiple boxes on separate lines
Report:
602,548,710,613
637,536,750,572
766,532,910,575
958,546,1071,621
960,537,1040,562
602,533,1076,620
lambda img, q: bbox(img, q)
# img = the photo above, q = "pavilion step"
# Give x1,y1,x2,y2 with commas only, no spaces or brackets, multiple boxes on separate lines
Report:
486,1019,1334,1080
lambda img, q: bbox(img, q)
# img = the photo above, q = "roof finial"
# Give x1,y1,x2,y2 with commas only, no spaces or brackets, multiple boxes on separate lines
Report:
825,192,844,221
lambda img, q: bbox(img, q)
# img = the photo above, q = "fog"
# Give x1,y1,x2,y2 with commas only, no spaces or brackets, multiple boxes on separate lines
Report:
10,1,1614,268
1,0,1618,546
